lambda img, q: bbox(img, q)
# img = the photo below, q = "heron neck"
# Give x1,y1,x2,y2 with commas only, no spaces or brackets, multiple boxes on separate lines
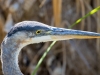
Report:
1,39,23,75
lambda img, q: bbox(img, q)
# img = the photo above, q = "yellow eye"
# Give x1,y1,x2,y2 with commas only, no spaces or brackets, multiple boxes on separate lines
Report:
36,30,41,34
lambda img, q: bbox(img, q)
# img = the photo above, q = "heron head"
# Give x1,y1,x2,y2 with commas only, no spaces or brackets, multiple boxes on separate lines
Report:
6,21,100,47
6,21,64,47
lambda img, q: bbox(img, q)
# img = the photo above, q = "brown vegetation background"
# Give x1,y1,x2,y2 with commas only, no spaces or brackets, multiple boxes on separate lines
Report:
0,0,100,75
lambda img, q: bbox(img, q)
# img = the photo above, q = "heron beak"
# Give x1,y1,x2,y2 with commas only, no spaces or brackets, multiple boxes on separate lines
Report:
48,27,100,41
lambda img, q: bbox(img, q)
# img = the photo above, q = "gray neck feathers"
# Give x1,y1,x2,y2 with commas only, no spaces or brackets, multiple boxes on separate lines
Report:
1,37,23,75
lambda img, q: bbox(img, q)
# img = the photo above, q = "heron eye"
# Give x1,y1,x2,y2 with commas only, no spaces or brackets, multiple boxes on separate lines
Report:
36,30,41,34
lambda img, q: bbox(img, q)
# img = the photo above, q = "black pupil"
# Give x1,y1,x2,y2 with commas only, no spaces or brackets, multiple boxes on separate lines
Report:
37,30,41,33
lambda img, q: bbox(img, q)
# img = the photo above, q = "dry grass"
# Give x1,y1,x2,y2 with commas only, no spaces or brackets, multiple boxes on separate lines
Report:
52,0,62,27
0,0,100,75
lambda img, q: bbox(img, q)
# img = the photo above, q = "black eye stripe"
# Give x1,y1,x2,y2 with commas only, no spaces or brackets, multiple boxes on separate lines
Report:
7,25,50,37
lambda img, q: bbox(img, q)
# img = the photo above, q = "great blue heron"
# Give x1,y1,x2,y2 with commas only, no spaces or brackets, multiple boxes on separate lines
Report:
1,21,100,75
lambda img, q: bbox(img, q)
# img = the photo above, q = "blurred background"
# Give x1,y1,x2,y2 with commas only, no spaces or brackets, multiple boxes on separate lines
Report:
0,0,100,75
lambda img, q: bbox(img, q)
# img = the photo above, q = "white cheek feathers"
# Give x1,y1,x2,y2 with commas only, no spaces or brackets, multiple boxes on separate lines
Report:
19,36,52,48
21,35,73,47
31,36,52,43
